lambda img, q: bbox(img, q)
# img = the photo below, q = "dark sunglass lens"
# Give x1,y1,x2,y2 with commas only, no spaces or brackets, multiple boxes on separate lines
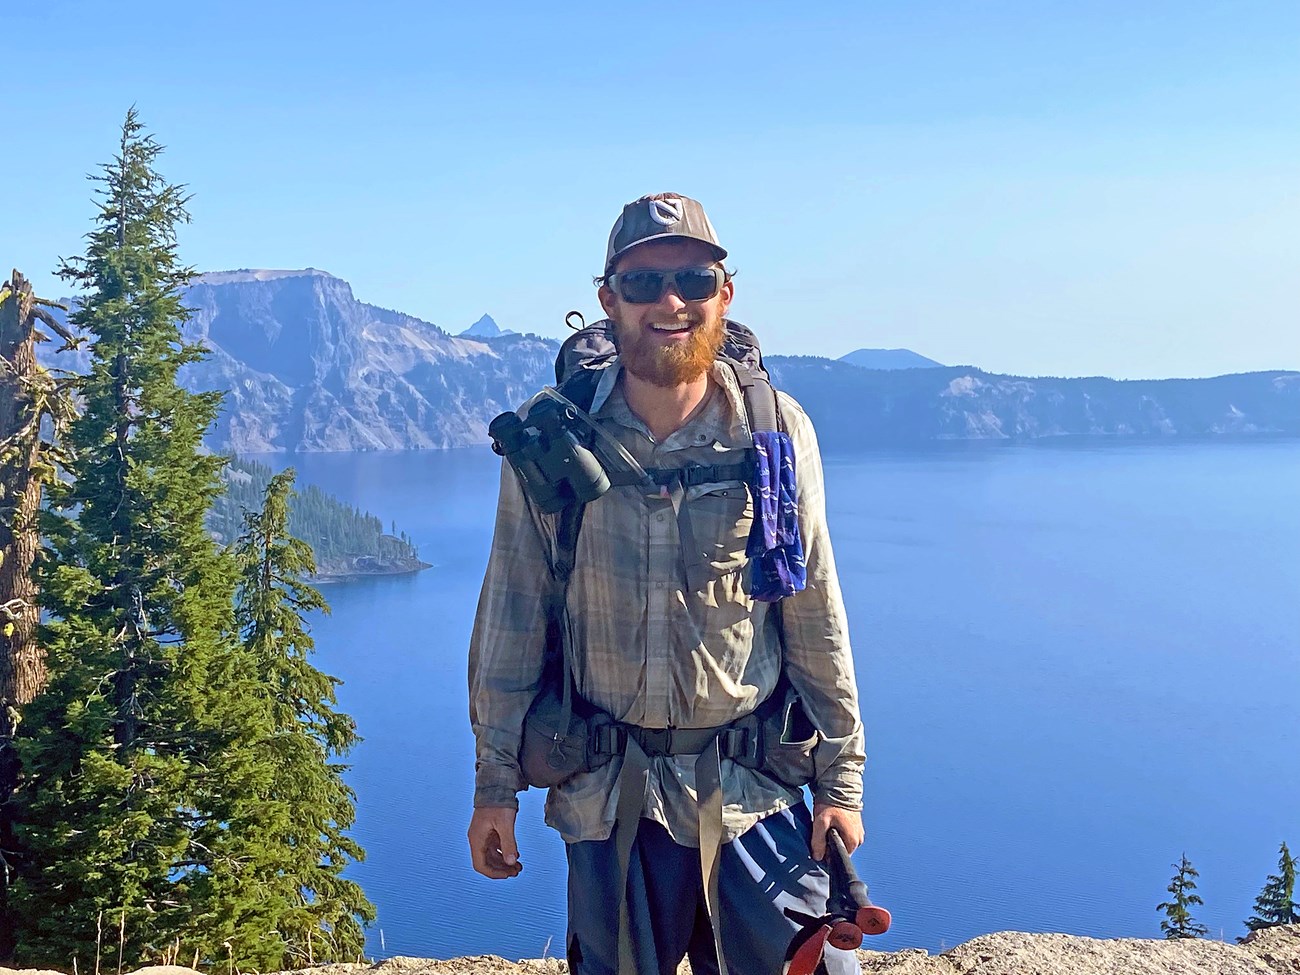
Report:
618,270,667,303
674,268,720,301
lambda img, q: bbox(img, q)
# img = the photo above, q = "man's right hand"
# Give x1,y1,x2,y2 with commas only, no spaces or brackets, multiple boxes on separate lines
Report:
468,805,522,879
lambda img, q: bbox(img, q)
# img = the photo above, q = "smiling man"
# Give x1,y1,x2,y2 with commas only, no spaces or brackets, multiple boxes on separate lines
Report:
467,194,865,975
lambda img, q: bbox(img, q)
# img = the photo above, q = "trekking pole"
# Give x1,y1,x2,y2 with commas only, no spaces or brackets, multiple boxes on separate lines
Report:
784,827,892,975
825,829,891,942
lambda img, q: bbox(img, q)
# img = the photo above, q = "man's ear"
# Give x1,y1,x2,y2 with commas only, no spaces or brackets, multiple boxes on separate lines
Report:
597,284,618,320
717,276,735,316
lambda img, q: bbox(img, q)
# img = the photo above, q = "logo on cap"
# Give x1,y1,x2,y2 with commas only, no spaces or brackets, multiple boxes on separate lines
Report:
648,198,683,227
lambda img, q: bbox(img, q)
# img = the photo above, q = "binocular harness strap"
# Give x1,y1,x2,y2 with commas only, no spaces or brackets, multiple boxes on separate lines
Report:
663,470,711,594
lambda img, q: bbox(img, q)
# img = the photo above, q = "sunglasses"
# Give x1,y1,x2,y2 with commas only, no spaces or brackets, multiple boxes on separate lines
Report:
604,266,728,304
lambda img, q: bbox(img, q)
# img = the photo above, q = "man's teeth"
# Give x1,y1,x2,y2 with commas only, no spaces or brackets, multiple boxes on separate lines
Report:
650,322,693,332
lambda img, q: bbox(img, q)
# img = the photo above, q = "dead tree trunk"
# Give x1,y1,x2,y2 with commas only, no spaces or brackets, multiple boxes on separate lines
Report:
0,269,76,961
0,271,50,725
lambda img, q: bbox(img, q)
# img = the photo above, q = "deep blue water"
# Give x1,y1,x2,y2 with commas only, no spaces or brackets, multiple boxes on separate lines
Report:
247,440,1300,959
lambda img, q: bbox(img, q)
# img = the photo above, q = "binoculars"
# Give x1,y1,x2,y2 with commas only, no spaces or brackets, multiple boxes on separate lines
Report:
489,393,610,514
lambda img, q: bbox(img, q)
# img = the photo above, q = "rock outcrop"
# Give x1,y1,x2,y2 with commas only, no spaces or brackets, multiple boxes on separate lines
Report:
855,925,1300,974
5,926,1298,975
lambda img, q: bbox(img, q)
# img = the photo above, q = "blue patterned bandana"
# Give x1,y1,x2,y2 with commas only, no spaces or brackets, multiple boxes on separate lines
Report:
746,430,807,601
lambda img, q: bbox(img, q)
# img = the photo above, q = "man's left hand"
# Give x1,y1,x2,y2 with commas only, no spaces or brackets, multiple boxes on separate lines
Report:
810,802,865,861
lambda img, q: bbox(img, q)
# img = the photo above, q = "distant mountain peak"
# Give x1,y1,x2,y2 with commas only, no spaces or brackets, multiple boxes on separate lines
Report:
840,348,946,370
195,268,339,286
459,314,515,338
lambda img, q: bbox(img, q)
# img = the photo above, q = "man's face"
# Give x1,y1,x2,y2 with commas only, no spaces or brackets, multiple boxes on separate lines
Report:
598,239,734,389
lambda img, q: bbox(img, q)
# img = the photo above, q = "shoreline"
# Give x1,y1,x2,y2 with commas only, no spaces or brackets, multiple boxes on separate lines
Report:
312,559,433,584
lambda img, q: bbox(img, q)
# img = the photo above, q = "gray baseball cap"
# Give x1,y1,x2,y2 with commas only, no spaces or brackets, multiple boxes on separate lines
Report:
604,193,727,273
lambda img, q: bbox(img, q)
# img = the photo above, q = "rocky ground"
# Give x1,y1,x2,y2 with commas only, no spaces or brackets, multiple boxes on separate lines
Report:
4,925,1299,975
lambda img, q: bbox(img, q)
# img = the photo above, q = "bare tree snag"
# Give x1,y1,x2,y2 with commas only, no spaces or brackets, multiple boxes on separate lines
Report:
0,269,79,960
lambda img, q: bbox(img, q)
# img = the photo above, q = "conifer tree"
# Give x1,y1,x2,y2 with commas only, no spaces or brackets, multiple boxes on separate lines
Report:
11,110,284,970
1242,842,1299,940
231,467,373,965
1156,853,1208,939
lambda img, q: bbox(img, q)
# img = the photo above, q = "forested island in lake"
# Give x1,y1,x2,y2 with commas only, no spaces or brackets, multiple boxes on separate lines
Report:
209,458,429,581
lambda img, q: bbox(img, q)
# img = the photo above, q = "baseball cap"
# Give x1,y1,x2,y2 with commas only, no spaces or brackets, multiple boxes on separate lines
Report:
604,194,728,274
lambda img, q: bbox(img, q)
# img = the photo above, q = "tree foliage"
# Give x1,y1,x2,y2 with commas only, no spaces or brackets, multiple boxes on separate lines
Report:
1242,842,1299,940
230,466,374,963
1156,853,1207,939
9,111,369,970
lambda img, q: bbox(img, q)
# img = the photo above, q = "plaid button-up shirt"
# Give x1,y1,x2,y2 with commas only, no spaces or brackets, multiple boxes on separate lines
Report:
469,361,864,845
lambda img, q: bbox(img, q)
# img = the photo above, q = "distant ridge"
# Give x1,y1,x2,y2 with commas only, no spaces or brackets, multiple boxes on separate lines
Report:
840,347,945,370
459,314,515,339
39,269,1300,452
195,268,338,285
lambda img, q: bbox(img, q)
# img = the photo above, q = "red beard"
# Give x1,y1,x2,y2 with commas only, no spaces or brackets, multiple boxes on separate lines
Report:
613,312,726,388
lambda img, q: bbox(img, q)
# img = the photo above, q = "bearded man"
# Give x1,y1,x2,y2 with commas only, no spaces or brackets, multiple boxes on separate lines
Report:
467,193,866,975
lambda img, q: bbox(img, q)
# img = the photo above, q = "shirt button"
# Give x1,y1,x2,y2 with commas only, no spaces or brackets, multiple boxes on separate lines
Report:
694,434,708,444
656,512,667,523
654,581,666,590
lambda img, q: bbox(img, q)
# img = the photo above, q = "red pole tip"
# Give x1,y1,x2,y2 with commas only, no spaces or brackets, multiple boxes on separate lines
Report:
858,905,892,935
828,920,864,950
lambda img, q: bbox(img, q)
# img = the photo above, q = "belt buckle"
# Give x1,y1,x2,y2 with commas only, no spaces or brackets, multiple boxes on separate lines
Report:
638,726,673,756
722,726,759,764
594,722,625,756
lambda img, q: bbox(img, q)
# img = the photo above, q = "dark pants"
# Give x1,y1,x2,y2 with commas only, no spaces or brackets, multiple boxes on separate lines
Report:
565,802,857,975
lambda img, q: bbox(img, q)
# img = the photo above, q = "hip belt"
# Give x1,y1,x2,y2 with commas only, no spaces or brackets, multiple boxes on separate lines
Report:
590,718,761,765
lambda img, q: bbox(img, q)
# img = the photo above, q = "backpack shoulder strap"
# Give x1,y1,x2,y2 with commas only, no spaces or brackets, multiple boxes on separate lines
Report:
556,367,605,414
552,501,585,585
725,359,781,434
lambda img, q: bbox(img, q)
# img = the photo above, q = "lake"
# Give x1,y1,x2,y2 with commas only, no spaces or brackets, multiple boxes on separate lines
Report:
247,439,1300,960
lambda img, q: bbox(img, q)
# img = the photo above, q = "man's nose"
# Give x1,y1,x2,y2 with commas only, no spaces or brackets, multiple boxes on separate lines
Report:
652,285,687,312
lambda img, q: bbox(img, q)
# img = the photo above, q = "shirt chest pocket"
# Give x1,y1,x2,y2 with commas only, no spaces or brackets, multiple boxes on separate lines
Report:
688,483,754,572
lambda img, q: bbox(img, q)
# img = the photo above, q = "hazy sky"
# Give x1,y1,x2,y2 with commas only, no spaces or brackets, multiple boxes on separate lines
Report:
8,0,1297,378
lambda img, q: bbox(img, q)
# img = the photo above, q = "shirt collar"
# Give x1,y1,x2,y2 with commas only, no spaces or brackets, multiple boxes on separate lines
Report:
591,360,753,449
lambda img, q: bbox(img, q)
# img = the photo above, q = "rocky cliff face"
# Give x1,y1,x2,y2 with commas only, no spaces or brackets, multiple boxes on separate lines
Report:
175,270,554,451
45,272,1300,453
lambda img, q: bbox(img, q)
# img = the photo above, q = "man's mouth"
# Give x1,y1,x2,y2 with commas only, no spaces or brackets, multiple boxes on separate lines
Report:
649,321,696,334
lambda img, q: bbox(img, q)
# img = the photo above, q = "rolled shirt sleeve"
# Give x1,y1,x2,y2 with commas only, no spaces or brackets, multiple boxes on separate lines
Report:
775,393,866,810
468,457,557,809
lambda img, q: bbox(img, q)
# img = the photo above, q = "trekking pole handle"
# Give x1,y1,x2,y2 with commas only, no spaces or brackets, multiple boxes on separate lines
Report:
826,828,870,909
827,828,892,936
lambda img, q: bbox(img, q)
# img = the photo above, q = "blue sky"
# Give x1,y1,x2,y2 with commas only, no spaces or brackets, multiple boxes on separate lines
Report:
8,0,1298,378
